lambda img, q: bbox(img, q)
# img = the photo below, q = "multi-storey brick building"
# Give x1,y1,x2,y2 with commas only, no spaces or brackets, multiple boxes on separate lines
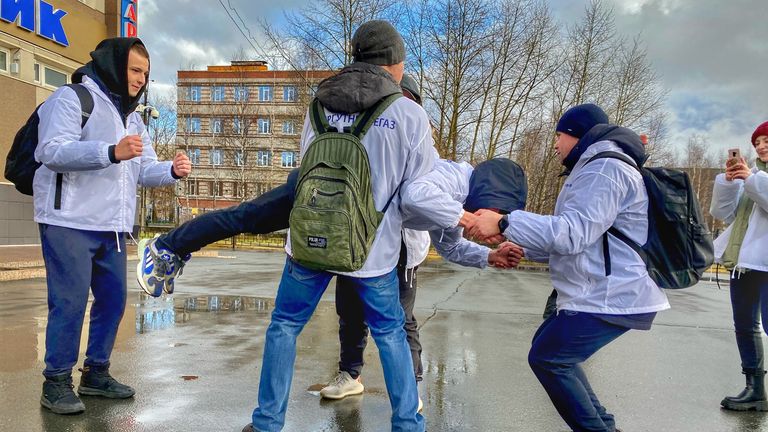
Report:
174,61,333,219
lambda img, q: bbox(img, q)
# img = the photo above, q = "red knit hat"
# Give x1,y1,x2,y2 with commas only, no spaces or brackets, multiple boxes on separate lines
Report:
751,121,768,145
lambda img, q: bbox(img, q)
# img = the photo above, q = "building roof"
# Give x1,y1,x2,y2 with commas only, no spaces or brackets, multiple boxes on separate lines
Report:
178,69,336,80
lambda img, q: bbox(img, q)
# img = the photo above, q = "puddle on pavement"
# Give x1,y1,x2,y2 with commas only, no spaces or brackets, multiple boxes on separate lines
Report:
134,293,274,333
0,293,277,372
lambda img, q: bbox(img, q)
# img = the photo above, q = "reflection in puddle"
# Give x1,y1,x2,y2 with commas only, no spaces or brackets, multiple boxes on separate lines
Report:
134,294,274,334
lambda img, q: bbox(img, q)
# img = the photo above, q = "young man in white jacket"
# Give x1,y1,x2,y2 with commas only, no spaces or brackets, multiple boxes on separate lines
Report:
245,21,435,432
711,121,768,411
325,154,527,403
467,104,669,432
34,38,190,415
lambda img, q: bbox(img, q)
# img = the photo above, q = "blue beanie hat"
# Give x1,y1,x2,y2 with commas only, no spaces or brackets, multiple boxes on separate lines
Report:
556,103,609,138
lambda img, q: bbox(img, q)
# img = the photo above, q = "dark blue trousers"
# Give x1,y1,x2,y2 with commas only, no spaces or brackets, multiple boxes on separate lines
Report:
157,169,298,257
39,224,127,377
528,310,628,432
730,270,768,372
336,263,422,382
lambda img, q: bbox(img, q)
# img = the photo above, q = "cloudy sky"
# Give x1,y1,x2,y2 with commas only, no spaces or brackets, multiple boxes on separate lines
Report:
139,0,767,159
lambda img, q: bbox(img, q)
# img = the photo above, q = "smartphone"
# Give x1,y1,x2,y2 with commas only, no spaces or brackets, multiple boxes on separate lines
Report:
728,148,741,160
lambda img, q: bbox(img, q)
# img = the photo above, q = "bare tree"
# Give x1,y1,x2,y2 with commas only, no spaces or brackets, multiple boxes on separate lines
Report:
416,0,492,159
257,0,396,72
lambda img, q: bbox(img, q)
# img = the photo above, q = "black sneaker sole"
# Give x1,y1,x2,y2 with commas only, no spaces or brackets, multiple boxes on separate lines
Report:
40,397,85,415
77,386,135,399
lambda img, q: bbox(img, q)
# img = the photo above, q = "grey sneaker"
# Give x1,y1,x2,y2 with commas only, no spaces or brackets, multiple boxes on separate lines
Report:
40,374,85,415
136,237,188,296
78,364,135,399
319,371,364,400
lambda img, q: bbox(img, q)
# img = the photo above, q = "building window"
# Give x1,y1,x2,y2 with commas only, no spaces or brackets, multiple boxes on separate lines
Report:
189,148,201,165
233,117,242,134
33,63,40,82
43,66,68,88
210,118,222,134
190,86,201,102
282,120,295,135
235,182,246,198
0,48,8,74
309,85,318,97
234,150,245,166
258,118,271,134
257,150,271,167
283,86,297,102
185,117,201,133
212,86,225,102
258,85,272,102
186,179,198,195
234,86,249,102
210,149,223,166
281,151,298,168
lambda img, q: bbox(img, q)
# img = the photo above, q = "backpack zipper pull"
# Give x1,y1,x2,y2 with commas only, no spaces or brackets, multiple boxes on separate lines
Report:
311,188,317,206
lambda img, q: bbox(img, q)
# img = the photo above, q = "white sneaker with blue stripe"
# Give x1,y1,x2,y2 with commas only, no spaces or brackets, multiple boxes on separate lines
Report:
136,237,189,297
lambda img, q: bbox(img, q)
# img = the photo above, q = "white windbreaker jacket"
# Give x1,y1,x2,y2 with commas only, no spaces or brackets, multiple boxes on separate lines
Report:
710,169,768,272
285,97,437,278
401,160,492,269
33,76,176,233
504,141,670,314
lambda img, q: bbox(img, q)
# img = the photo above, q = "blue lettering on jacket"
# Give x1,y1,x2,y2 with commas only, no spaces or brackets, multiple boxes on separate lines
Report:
326,115,397,130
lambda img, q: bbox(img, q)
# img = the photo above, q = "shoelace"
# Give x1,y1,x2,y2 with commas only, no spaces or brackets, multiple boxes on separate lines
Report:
173,255,186,278
330,373,351,387
48,379,75,398
153,252,172,278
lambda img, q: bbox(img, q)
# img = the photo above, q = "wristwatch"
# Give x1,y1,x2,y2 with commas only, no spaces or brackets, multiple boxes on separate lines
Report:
498,214,509,234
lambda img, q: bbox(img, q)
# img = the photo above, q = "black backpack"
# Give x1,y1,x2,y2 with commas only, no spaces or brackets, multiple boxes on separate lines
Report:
589,151,715,289
5,84,94,195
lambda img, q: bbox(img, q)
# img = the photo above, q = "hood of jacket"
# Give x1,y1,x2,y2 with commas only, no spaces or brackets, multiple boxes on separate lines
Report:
464,158,527,214
72,37,148,120
562,124,647,175
315,62,401,114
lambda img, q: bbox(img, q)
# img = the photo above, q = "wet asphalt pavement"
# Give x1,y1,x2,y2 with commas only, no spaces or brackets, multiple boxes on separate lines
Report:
1,249,767,432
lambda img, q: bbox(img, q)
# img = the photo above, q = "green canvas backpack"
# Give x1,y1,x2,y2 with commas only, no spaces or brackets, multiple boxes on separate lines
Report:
289,93,402,272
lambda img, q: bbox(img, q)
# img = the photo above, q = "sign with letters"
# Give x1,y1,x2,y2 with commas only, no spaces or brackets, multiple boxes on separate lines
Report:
121,0,137,37
0,0,70,47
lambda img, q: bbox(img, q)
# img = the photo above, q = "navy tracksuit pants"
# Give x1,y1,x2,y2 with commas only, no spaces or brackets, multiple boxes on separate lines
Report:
39,224,127,377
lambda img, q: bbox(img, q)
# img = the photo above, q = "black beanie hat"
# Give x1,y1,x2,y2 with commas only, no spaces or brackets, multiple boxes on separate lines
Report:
556,103,609,139
400,74,421,105
351,20,406,66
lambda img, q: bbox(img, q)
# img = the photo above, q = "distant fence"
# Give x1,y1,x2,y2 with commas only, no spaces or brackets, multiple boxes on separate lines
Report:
139,227,287,250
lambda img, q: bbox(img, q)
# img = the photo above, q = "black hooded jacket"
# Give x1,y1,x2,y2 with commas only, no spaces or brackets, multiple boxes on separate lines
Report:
562,124,647,175
72,37,149,123
315,62,401,114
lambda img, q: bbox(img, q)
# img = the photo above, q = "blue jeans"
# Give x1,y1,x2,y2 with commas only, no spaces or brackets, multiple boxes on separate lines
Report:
39,224,127,377
528,310,628,432
251,258,425,432
730,270,768,372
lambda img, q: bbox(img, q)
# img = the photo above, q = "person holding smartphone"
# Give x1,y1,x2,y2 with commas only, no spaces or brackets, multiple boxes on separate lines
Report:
711,120,768,411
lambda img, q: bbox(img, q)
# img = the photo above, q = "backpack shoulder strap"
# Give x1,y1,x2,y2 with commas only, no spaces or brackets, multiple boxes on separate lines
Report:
589,151,646,275
64,83,94,128
586,151,639,172
350,93,402,139
309,97,331,135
